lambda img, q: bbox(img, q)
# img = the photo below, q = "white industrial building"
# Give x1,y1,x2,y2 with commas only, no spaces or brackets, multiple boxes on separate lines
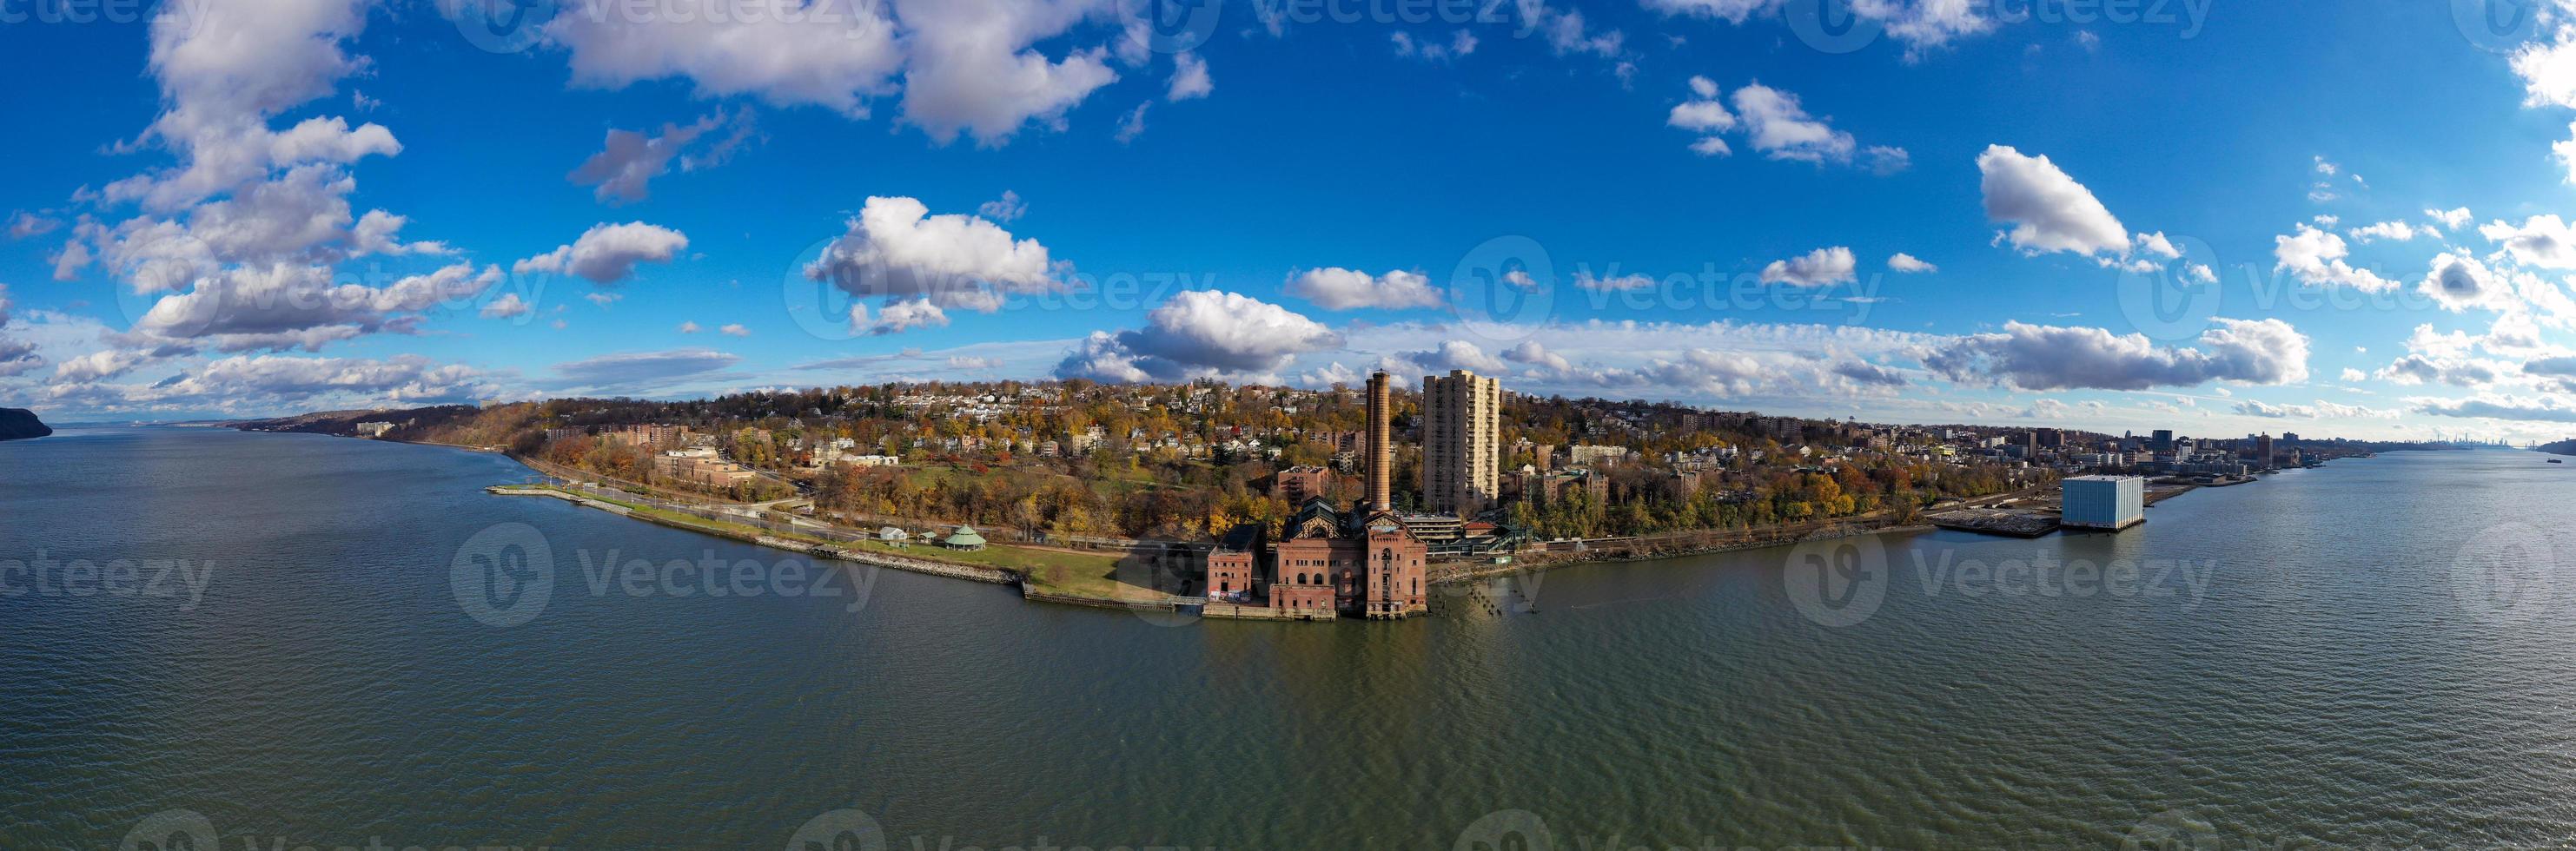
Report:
2062,475,2145,531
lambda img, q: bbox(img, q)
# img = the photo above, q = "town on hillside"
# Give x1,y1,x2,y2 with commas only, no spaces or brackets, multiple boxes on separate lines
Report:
243,371,2402,619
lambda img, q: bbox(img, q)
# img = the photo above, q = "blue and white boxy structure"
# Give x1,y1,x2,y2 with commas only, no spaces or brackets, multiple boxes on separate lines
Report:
2061,475,2144,531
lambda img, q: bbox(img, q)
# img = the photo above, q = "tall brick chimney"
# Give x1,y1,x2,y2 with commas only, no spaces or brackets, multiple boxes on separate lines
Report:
1367,371,1393,513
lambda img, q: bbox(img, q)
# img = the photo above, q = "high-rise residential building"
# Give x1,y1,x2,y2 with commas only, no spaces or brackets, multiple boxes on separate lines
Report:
2149,429,2175,452
1421,369,1501,518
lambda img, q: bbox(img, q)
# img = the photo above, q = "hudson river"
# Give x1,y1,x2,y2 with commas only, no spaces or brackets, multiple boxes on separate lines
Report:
6,427,2575,848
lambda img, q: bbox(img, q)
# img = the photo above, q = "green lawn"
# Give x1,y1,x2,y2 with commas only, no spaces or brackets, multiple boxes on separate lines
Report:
532,485,1122,582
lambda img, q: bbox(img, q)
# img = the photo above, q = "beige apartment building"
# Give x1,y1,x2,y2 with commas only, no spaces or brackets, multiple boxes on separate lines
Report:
1421,369,1501,517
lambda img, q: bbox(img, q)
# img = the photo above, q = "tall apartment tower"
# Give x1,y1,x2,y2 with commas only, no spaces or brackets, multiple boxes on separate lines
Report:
1420,369,1501,518
1365,371,1394,514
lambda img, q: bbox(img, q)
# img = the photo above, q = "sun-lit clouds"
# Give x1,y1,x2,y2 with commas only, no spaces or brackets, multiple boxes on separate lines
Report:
514,221,689,285
479,292,533,320
43,353,494,414
1378,339,1509,377
1669,77,1902,170
1977,145,2130,257
1640,0,1996,60
1921,319,2310,391
2348,220,2431,243
2272,223,2398,292
893,0,1119,145
2480,214,2576,269
1887,253,1937,273
2231,399,2399,419
1759,246,1858,287
2417,393,2576,423
1167,50,1212,101
851,298,950,335
805,195,1061,318
123,261,506,353
1283,267,1444,310
1053,290,1340,383
537,0,904,117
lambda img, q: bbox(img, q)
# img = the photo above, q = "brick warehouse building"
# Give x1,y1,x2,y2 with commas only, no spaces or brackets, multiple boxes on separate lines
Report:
1205,370,1428,620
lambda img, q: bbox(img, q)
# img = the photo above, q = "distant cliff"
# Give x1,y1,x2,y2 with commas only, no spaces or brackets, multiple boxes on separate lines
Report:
0,407,50,441
2540,439,2576,457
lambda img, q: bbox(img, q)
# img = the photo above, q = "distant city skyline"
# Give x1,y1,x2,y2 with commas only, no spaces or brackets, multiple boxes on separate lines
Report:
5,1,2576,443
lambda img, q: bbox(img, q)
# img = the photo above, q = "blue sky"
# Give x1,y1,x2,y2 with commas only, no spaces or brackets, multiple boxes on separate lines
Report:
4,0,2576,440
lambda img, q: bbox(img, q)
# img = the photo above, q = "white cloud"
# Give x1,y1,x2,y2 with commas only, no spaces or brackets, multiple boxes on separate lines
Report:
895,0,1118,146
1977,145,2129,256
718,322,749,336
2427,207,2473,230
479,292,533,319
852,298,951,335
1167,51,1211,102
1759,246,1858,287
1639,0,1993,59
1732,83,1857,164
2273,224,2397,292
804,195,1058,313
679,320,702,333
2421,251,2513,313
1921,319,2310,391
1887,252,1937,273
540,0,902,118
2347,220,2428,242
1502,340,1572,371
1283,267,1445,310
514,221,690,285
1052,290,1339,381
1380,340,1509,376
2480,214,2576,269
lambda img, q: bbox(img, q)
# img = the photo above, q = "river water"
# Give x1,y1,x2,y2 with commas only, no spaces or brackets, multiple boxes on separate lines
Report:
5,426,2574,848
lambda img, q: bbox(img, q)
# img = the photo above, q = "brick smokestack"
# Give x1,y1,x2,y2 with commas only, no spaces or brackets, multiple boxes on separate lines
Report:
1367,371,1392,513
